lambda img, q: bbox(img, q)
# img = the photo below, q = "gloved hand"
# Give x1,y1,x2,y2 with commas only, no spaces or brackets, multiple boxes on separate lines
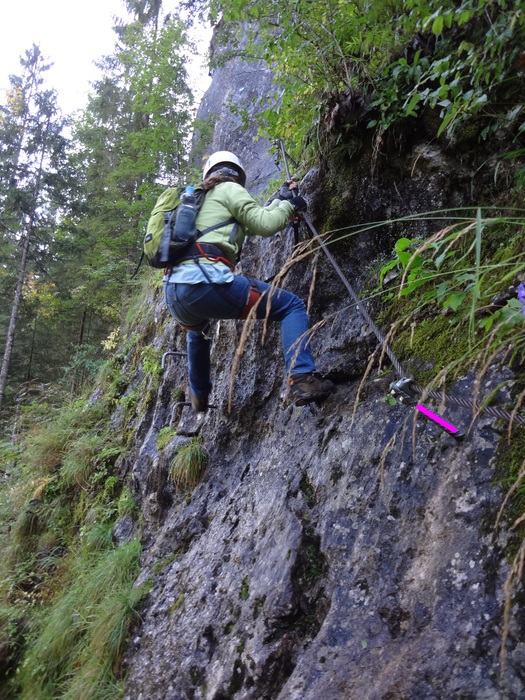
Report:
290,195,307,211
278,179,298,200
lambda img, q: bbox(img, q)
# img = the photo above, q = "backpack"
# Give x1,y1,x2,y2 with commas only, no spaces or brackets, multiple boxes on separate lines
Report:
143,185,206,269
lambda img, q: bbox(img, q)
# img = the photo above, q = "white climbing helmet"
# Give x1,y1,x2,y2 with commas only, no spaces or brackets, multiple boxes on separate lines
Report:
203,151,246,186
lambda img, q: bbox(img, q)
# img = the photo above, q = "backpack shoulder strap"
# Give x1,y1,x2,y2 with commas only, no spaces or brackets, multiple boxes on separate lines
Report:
194,186,238,242
198,217,237,237
130,250,145,279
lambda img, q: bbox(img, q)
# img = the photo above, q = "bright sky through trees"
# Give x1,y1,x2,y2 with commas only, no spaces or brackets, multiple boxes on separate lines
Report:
0,0,128,113
0,0,211,115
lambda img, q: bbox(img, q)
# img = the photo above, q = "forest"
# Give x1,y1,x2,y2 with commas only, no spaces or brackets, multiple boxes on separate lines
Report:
0,0,524,697
0,2,200,415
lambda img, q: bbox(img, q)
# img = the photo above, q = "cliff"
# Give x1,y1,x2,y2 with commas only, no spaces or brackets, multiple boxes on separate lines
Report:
116,47,525,699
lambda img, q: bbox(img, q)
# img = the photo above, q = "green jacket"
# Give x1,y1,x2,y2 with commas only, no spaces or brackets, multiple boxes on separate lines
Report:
195,182,294,265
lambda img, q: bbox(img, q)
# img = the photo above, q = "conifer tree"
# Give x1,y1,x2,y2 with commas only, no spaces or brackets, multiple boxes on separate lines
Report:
73,0,195,308
0,45,74,412
0,2,198,411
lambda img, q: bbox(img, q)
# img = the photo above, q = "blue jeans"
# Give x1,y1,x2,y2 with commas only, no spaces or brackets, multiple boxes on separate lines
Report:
163,275,316,398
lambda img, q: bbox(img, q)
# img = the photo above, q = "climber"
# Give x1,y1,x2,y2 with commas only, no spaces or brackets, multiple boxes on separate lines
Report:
163,150,336,412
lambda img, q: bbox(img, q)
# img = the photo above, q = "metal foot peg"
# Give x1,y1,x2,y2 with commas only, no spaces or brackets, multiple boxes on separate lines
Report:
161,351,187,370
172,401,217,412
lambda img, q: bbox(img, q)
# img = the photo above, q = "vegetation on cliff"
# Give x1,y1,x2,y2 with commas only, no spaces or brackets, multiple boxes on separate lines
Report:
0,0,524,696
210,0,524,161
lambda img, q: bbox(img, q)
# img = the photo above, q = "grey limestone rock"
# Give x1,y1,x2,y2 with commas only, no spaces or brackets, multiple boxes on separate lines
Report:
119,28,524,700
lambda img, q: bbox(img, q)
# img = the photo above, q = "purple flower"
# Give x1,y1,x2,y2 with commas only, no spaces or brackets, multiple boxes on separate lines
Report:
518,283,525,317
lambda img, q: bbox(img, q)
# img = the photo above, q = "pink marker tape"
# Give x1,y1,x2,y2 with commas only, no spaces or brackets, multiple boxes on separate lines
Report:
416,403,460,435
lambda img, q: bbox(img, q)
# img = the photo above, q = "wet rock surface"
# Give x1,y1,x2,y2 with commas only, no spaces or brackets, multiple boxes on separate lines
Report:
120,41,524,700
120,258,523,699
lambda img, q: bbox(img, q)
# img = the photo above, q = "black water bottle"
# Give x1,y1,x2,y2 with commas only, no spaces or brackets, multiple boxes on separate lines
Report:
173,185,197,243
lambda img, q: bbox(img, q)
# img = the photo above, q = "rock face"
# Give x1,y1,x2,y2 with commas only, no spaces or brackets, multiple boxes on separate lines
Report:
192,22,282,194
120,35,524,700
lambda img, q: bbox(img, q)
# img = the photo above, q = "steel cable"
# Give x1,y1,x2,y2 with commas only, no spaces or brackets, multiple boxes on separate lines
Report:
300,212,525,428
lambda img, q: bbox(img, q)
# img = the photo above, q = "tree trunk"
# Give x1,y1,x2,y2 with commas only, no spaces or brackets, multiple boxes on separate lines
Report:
0,229,32,411
0,107,48,413
78,308,88,346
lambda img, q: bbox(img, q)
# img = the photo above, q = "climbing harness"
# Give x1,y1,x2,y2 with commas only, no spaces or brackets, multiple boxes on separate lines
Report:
277,140,525,439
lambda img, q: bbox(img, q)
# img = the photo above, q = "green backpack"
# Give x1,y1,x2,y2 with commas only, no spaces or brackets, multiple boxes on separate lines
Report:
143,185,206,269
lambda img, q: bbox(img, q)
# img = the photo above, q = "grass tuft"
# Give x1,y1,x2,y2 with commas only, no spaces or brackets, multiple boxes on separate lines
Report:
60,432,104,487
16,538,143,700
169,436,209,491
156,426,178,451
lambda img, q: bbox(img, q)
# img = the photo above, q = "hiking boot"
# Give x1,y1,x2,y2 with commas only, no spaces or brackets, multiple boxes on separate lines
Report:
189,387,209,413
289,373,336,406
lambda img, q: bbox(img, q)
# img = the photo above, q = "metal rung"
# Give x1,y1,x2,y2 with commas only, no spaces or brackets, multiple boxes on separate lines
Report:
172,402,217,411
161,351,187,369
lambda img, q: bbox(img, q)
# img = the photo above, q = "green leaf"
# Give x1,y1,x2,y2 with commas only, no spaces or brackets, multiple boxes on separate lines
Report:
478,315,495,332
404,92,421,116
432,15,444,35
435,250,455,270
394,237,412,254
437,106,459,137
456,272,476,283
457,10,472,26
397,250,413,267
443,292,467,312
379,259,399,286
406,253,423,272
436,280,451,304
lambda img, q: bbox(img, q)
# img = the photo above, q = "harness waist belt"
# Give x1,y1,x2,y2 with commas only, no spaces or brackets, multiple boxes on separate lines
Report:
178,242,235,272
182,242,225,260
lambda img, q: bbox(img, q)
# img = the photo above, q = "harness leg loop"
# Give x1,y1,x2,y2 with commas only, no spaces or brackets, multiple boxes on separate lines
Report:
240,285,260,320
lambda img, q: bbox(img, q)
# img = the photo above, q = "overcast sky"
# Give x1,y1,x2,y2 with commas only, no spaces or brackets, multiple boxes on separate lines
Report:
0,0,211,116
